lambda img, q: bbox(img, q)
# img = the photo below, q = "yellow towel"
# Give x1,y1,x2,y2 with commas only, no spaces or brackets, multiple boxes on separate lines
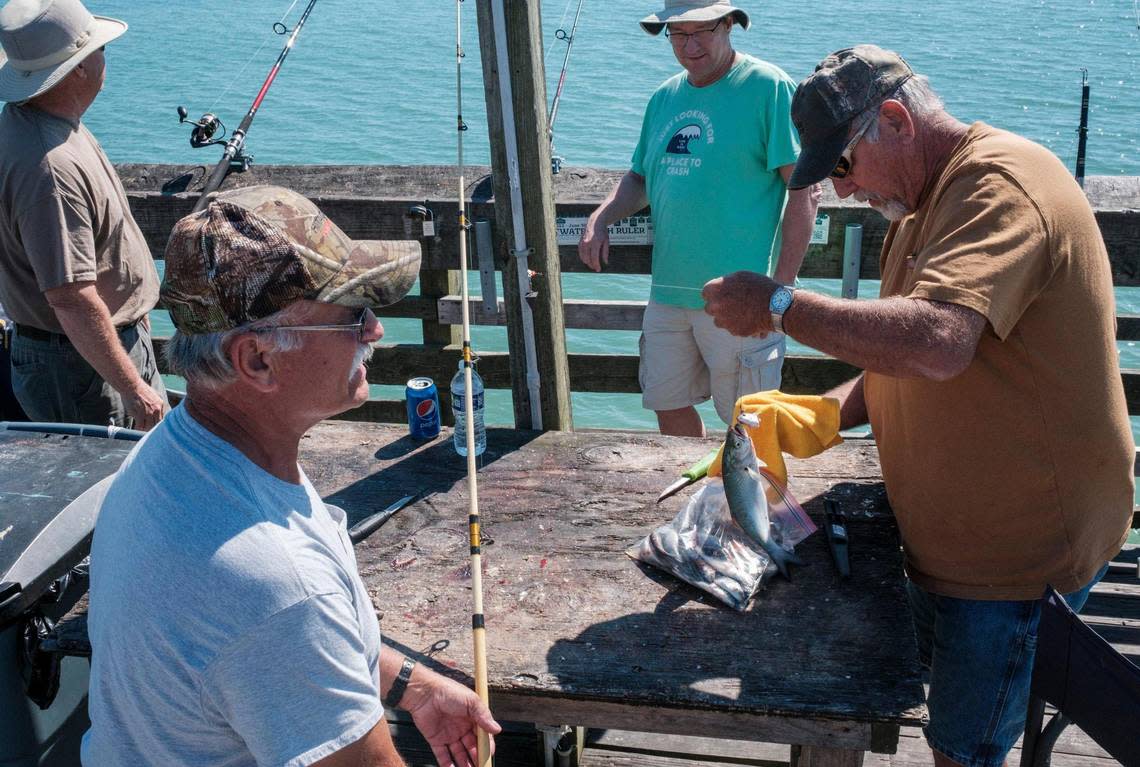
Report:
708,390,844,487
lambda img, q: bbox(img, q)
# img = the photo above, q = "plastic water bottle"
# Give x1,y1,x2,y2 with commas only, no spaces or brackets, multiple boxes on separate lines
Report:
450,360,486,456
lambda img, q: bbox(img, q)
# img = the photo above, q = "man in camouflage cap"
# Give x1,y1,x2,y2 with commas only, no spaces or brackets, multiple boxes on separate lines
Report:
703,45,1132,767
83,186,502,767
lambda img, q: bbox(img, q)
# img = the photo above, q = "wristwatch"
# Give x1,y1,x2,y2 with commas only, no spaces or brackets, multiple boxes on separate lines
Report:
383,657,417,710
769,285,796,334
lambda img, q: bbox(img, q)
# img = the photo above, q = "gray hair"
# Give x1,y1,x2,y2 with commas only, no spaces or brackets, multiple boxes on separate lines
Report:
165,308,304,390
861,74,945,142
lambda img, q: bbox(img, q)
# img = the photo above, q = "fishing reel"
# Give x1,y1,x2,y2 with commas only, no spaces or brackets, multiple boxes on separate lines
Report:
176,106,227,149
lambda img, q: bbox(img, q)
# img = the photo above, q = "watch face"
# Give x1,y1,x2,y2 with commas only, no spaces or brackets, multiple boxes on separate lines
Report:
770,287,793,314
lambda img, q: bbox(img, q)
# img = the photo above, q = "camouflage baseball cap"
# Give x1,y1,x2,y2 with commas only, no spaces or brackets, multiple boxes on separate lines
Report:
161,186,421,334
787,45,914,190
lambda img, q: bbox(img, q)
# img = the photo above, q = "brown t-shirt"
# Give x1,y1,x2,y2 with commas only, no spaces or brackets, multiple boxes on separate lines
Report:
864,122,1133,600
0,103,158,333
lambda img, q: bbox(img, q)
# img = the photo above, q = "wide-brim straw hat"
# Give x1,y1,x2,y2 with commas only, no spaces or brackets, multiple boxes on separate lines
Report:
0,0,126,103
640,0,750,35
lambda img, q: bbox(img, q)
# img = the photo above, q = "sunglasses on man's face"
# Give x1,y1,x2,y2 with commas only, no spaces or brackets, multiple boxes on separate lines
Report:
830,115,876,180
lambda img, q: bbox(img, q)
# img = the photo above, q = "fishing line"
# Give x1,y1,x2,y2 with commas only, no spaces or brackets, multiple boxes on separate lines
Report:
543,0,576,67
206,0,303,113
454,1,492,764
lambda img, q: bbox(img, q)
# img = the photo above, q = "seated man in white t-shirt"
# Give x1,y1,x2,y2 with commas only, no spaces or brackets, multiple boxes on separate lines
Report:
83,186,498,767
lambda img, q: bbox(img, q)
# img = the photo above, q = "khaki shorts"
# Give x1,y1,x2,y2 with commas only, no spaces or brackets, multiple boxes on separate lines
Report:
639,301,785,425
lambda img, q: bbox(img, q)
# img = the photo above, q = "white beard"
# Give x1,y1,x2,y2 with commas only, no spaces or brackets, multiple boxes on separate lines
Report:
857,192,911,222
348,342,375,384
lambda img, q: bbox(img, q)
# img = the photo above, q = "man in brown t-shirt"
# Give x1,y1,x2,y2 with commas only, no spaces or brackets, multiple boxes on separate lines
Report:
0,0,167,429
702,46,1133,767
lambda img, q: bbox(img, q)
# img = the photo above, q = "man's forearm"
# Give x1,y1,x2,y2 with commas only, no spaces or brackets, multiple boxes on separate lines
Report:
589,171,648,229
825,374,868,430
772,185,820,285
783,291,982,380
48,283,148,396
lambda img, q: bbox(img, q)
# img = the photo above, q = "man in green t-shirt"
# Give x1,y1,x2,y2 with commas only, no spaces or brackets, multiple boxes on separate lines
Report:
578,0,819,437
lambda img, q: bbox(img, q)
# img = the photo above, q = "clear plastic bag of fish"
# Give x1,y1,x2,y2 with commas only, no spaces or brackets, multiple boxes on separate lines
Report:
627,471,816,611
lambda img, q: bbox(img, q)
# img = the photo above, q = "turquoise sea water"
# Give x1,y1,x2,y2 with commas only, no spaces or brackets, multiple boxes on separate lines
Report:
80,0,1140,431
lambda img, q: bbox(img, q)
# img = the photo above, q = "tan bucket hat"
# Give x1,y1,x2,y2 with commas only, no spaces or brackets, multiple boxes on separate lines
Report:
0,0,126,103
161,186,422,334
640,0,750,35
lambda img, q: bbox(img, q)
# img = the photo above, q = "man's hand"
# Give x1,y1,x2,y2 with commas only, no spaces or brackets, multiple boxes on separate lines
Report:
46,282,168,430
125,380,168,430
578,218,610,272
402,666,501,767
702,271,780,337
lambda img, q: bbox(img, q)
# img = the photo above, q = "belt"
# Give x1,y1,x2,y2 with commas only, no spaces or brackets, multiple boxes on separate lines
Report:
16,320,139,343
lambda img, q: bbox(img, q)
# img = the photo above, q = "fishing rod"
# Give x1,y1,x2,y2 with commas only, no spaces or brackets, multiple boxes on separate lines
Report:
546,0,585,174
455,1,492,764
177,0,320,213
1075,69,1090,189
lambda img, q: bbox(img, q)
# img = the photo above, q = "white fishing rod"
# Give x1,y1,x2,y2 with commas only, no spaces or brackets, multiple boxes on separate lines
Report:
455,1,492,764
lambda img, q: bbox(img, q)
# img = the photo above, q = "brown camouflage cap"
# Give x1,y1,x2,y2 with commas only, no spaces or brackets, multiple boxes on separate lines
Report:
787,45,914,189
161,186,421,334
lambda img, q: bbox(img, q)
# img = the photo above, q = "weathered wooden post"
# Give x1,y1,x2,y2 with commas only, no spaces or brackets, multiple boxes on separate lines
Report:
475,0,573,431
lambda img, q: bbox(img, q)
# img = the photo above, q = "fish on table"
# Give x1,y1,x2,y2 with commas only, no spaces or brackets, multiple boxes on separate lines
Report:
722,415,802,580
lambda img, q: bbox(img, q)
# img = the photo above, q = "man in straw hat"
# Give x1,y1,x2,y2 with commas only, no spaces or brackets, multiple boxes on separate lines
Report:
579,0,819,438
83,185,499,766
703,45,1133,767
0,0,168,430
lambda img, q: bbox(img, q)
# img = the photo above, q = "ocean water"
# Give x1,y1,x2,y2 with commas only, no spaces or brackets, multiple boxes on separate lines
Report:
81,0,1140,431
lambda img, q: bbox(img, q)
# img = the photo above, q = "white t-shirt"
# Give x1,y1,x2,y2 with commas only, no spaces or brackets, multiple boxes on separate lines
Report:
83,404,383,767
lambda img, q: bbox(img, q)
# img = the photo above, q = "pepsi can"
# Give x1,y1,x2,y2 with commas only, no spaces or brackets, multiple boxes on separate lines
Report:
405,377,441,439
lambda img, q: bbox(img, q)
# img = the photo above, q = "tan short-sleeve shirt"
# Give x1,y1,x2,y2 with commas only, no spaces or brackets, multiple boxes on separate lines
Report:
865,123,1133,600
0,103,158,333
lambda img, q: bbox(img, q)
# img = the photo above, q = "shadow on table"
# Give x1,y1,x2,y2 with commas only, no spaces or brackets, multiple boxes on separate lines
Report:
323,427,545,528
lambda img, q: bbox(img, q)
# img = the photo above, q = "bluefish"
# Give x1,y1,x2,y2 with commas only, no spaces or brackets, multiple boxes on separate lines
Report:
722,422,802,579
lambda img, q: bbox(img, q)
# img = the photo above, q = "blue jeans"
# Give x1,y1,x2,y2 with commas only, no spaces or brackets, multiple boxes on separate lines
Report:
906,564,1109,767
10,322,167,428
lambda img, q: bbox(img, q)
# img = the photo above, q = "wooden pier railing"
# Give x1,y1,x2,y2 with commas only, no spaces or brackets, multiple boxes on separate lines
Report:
118,165,1140,427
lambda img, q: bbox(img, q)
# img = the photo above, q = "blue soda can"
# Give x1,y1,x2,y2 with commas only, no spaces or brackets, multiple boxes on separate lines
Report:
405,377,441,439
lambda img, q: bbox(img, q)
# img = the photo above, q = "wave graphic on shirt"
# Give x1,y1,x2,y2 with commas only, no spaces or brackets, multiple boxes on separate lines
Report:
666,124,702,154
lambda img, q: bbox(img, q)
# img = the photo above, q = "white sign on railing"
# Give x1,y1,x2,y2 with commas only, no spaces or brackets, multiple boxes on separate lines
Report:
810,213,830,245
556,215,655,246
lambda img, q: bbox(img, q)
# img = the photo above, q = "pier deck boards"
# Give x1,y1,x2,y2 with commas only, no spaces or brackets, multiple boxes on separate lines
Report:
299,422,925,763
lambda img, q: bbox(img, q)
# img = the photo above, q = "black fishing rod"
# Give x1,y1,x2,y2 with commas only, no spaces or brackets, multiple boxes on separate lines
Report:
178,0,320,213
1075,69,1090,189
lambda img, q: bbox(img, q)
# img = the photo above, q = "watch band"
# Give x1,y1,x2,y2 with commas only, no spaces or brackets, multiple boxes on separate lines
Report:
772,311,786,335
383,657,417,709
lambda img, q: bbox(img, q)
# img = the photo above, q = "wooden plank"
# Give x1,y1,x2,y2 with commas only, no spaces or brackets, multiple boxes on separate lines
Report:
1118,314,1140,342
586,729,790,765
790,745,865,767
475,0,573,431
373,295,439,321
486,695,881,753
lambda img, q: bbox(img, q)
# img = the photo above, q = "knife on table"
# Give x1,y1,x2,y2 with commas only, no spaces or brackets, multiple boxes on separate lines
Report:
349,493,421,544
656,448,719,504
823,498,851,579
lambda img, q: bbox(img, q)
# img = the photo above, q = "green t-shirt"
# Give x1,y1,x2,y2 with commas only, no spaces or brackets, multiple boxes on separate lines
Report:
632,54,799,309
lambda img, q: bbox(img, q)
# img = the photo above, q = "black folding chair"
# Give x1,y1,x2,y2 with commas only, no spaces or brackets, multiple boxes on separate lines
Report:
1020,586,1140,767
